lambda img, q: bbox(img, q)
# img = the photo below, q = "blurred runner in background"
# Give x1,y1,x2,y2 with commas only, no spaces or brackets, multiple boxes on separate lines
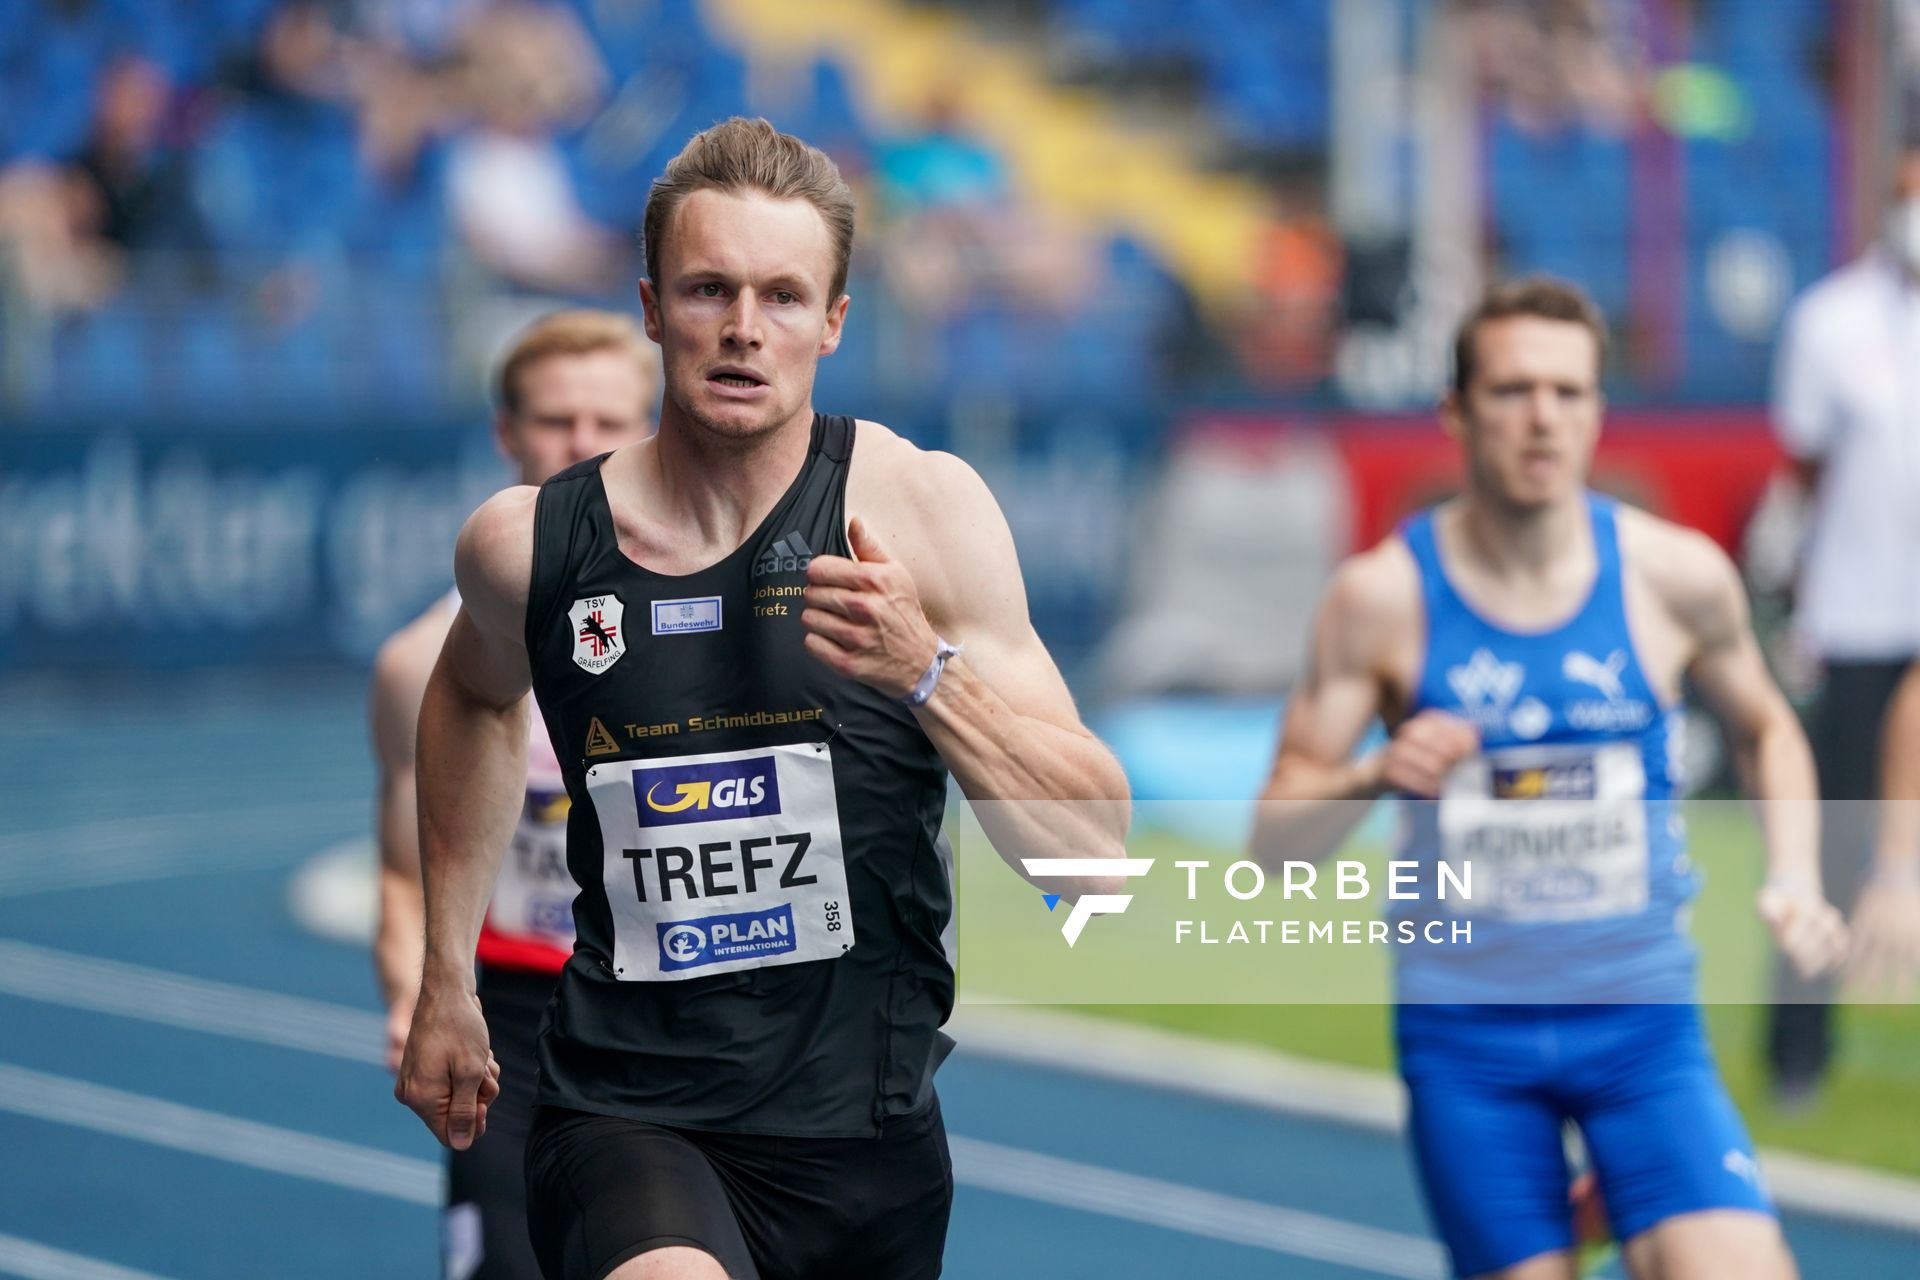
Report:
372,309,657,1279
1849,660,1920,996
1256,276,1845,1280
1767,143,1920,1104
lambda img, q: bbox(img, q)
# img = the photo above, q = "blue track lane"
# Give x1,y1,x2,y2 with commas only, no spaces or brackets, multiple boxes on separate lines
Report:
2,671,1915,1278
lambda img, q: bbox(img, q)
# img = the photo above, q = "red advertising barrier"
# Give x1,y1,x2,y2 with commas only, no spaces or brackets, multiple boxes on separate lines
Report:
1187,411,1785,555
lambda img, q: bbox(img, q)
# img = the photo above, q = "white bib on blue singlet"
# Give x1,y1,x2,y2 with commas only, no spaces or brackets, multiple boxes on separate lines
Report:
1439,741,1650,922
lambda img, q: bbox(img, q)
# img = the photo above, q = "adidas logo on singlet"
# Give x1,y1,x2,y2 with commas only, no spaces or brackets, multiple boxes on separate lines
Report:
754,531,814,578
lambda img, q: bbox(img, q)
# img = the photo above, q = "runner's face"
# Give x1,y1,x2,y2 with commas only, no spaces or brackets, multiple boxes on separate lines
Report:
641,189,848,445
1447,317,1601,509
498,351,657,487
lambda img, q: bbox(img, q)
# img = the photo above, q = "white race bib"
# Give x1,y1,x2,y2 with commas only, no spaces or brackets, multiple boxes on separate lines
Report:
586,742,853,982
484,787,576,948
1439,742,1649,922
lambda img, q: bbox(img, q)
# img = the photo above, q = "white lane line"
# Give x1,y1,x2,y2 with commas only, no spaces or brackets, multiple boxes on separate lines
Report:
0,1233,175,1280
0,800,358,859
0,944,1436,1273
951,1005,1406,1131
0,1064,440,1205
0,799,361,897
0,940,385,1065
12,933,1913,1253
0,1056,1436,1272
958,1136,1446,1278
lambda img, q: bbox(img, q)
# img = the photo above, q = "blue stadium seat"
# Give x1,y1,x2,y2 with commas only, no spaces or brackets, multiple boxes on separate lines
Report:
55,301,149,413
1486,119,1631,320
192,99,361,256
164,296,248,409
347,141,451,278
8,4,103,160
1200,0,1329,147
348,277,447,411
1053,0,1207,61
564,41,751,229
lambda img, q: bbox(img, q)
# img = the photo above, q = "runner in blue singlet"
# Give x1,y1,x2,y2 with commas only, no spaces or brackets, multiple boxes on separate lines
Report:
1254,277,1847,1280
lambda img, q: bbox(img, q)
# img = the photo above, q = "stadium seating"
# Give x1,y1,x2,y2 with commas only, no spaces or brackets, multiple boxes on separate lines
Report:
0,0,1850,424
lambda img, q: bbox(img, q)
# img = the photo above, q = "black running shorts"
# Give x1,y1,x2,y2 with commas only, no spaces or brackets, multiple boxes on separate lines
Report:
523,1094,953,1280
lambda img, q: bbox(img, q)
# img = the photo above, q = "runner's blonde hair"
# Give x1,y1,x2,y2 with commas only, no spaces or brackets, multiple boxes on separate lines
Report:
495,310,659,415
643,117,857,305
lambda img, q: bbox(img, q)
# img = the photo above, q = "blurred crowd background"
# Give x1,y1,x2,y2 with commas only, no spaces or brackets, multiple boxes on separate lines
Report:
0,0,1911,693
0,0,1878,417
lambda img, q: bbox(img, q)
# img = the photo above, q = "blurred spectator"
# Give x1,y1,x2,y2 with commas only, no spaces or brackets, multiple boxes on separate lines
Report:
1453,0,1641,136
0,53,204,315
0,161,118,312
352,39,444,186
224,0,363,108
443,0,624,294
72,56,207,254
1235,175,1342,388
353,0,491,59
875,90,1095,320
1849,660,1920,997
873,89,1008,217
1765,143,1920,1104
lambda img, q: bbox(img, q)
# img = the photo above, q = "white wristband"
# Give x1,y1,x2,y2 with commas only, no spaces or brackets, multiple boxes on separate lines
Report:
903,637,962,707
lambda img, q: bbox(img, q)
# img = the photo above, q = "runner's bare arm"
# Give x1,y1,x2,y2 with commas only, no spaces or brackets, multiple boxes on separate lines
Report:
396,486,535,1148
1851,661,1920,992
1251,545,1473,867
419,489,536,995
368,605,450,1072
809,434,1130,895
1661,524,1846,978
1871,663,1920,869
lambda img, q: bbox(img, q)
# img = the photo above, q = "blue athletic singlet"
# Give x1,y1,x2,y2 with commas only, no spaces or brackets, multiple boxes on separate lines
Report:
1387,497,1771,1277
1393,494,1700,1004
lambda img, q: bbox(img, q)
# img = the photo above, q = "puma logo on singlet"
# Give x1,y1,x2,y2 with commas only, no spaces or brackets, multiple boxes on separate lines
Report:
1563,649,1654,733
1564,649,1629,702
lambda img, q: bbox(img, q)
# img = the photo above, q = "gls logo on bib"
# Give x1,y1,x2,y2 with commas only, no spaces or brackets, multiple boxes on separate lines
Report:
633,756,782,827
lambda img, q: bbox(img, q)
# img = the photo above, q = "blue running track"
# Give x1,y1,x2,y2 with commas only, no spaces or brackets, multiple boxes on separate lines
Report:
1,672,1914,1278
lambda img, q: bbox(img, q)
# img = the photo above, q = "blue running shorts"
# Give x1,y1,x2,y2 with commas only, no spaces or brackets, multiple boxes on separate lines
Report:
1395,1002,1773,1277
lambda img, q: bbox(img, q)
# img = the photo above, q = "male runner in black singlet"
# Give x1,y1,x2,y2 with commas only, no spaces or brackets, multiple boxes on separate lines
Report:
396,117,1132,1280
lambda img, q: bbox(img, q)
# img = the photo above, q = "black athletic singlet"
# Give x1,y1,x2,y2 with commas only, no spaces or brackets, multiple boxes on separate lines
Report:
525,414,955,1136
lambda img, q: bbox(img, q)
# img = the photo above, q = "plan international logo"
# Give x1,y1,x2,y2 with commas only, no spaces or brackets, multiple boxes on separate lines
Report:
658,904,797,972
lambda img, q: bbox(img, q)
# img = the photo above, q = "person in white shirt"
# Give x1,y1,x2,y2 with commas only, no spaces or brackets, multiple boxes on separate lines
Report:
1767,144,1920,1102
